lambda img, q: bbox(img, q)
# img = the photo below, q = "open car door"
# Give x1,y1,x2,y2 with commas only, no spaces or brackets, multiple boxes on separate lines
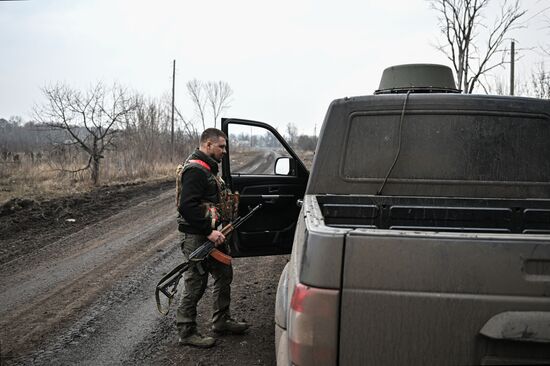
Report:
221,118,309,257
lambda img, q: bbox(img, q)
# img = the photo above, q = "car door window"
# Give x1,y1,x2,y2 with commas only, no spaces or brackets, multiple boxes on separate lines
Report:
228,124,291,175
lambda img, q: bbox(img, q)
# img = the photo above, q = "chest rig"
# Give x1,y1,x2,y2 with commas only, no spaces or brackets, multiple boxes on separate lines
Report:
176,159,239,228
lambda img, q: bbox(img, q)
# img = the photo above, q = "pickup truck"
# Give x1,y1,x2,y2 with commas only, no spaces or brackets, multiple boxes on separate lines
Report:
220,64,550,365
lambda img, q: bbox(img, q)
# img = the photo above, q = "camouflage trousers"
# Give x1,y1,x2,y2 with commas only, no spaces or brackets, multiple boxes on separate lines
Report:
176,232,233,336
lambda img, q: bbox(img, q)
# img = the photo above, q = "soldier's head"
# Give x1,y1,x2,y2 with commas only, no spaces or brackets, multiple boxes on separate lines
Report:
199,128,227,163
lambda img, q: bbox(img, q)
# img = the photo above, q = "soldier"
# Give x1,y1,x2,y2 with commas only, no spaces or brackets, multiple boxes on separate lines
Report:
176,128,248,348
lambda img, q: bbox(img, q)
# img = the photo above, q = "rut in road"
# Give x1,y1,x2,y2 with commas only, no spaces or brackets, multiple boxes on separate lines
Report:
0,190,177,363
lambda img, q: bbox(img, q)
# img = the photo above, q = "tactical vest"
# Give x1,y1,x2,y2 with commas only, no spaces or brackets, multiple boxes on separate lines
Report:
176,159,239,229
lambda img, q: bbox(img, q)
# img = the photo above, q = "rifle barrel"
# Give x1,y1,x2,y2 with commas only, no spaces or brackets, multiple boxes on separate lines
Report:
232,204,262,230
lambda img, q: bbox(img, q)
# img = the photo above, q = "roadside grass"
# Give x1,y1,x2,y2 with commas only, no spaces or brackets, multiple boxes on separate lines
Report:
0,158,173,204
297,149,314,169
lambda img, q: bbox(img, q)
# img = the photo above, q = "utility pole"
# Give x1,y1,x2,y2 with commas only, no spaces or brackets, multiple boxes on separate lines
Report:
171,59,176,162
510,41,515,96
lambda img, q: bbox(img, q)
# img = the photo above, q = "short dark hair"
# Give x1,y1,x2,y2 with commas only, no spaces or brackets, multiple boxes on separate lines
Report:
200,128,227,144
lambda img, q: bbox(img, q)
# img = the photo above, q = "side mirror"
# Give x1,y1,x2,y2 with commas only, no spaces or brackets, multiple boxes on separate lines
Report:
274,157,291,175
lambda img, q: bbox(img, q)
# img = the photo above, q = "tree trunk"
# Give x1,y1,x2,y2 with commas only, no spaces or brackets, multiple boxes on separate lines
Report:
91,156,100,186
91,137,100,186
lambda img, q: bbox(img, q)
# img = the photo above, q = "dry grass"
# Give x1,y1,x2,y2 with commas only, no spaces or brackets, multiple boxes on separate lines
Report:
1,161,69,203
0,157,173,204
295,149,314,170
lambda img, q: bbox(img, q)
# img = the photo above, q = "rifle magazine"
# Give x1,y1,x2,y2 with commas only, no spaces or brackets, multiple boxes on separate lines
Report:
210,249,232,265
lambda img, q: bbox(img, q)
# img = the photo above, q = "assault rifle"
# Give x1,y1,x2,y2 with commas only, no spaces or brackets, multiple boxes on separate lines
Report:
155,204,262,315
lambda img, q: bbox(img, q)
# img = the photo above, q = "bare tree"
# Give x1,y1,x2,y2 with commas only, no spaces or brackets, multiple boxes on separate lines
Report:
297,134,318,151
430,0,526,93
126,94,165,161
542,12,550,56
34,82,136,185
9,116,23,126
286,123,298,147
530,62,550,99
536,19,550,99
186,79,208,131
205,81,233,128
186,79,233,130
175,106,199,142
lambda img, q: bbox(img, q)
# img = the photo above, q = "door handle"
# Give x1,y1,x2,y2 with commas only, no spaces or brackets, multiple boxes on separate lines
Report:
262,195,279,204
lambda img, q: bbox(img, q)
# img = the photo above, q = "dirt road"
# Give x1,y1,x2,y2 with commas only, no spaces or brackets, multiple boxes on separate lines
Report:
233,150,282,175
0,182,287,365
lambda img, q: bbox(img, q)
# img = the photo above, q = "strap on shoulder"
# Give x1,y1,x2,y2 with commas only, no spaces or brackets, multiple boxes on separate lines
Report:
187,159,211,171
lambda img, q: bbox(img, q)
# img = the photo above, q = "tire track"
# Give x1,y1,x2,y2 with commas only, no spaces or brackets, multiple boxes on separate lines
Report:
0,191,176,362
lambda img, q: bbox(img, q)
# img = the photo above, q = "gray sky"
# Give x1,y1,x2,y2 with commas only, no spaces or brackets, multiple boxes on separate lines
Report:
1,0,548,134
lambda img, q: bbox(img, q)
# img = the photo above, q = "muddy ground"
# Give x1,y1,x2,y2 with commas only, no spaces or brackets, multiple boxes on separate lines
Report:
0,180,288,365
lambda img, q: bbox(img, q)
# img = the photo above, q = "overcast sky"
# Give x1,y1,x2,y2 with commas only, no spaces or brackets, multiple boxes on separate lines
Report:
1,0,548,134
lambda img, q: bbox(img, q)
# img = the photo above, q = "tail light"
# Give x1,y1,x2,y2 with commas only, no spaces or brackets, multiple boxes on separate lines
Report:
288,282,340,366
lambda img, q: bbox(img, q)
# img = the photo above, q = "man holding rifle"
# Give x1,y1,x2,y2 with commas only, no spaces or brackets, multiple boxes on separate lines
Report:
176,128,248,348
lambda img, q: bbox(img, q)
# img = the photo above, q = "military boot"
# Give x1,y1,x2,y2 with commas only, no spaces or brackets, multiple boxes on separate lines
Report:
179,331,216,348
212,318,249,334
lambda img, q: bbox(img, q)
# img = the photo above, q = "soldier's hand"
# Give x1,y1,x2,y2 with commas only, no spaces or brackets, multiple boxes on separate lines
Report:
207,230,226,247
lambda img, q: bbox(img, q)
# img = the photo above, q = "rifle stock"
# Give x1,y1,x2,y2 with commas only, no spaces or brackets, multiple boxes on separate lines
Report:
155,261,190,315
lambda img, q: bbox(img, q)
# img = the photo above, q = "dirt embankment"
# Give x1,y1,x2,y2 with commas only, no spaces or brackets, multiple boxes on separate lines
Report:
0,180,287,365
0,180,174,265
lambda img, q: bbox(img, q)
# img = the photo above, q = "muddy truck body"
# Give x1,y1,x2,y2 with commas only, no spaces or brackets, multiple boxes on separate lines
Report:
220,64,550,366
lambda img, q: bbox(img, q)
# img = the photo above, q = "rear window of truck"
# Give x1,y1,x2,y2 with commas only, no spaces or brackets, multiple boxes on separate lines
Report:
342,111,550,183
